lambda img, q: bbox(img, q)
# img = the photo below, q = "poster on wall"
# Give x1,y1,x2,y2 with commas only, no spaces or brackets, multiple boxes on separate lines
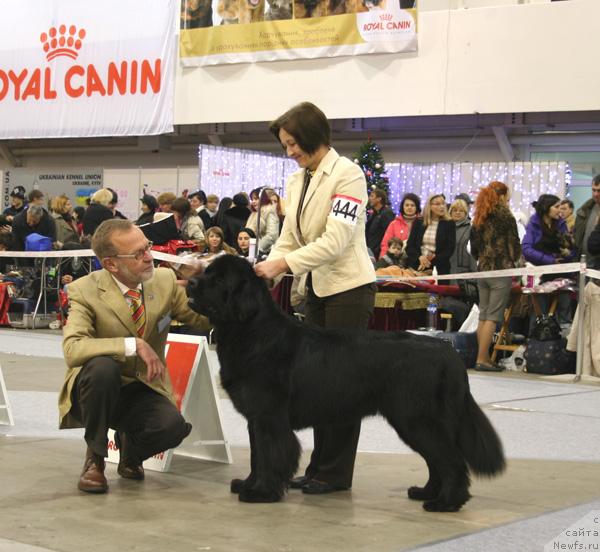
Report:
180,0,417,67
2,168,103,211
0,0,177,139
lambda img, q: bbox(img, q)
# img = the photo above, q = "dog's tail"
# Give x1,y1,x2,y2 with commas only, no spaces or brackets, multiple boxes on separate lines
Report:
459,392,506,477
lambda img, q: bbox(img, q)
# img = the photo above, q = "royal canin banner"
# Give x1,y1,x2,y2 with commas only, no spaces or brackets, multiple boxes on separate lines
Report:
0,0,177,139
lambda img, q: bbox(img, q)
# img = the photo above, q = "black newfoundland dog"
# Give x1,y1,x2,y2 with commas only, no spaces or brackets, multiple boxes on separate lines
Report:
189,255,505,511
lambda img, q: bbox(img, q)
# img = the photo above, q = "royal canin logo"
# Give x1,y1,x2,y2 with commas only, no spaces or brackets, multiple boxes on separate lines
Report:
41,25,86,61
0,25,162,102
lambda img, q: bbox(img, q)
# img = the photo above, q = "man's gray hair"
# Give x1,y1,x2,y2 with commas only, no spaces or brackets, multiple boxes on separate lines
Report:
28,205,44,218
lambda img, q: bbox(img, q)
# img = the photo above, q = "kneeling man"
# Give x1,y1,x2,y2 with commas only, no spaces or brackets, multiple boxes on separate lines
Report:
58,219,209,493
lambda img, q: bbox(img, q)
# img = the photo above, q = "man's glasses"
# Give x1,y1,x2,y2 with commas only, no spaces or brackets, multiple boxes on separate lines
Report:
111,242,153,261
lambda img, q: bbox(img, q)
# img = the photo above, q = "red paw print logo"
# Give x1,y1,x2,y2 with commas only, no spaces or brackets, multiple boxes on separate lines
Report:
40,25,86,61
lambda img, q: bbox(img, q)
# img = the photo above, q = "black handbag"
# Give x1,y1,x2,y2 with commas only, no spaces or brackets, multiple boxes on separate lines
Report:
530,314,561,341
529,293,561,342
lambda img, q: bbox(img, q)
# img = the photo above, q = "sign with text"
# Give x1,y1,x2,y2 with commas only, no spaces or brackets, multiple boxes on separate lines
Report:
107,334,231,472
180,0,417,67
2,168,103,211
0,0,176,139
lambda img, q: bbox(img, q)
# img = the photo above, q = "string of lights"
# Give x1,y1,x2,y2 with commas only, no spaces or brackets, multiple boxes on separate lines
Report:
197,145,569,218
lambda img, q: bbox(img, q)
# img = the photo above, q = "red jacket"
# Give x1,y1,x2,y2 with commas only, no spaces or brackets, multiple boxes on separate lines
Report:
380,215,412,257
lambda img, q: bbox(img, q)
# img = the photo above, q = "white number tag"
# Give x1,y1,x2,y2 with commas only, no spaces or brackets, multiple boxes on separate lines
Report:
330,194,362,226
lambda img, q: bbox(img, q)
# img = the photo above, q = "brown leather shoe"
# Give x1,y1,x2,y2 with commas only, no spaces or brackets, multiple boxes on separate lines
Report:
115,431,145,481
78,447,108,493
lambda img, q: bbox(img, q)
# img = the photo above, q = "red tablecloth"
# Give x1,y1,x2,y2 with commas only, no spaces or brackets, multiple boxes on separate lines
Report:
0,283,11,326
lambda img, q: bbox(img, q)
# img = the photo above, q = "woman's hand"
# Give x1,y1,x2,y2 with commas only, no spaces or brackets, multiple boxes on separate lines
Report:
418,255,432,271
254,258,289,280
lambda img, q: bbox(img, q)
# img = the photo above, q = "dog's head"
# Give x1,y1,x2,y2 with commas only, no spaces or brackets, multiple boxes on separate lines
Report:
188,255,267,325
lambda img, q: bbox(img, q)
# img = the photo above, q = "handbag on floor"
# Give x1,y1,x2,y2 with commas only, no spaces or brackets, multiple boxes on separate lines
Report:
524,338,575,375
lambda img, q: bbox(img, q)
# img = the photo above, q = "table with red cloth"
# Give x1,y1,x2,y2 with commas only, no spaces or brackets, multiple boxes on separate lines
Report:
0,283,12,326
369,279,462,331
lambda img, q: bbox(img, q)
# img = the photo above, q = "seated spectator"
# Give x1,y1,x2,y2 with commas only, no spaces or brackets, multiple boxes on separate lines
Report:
136,195,159,226
246,187,279,255
12,204,57,251
222,193,251,247
366,189,395,260
50,195,79,247
157,192,176,213
203,226,237,260
559,199,575,233
405,194,456,275
380,192,421,257
522,194,576,325
171,197,205,244
375,237,406,269
73,206,86,237
236,227,257,257
448,198,477,276
3,186,27,224
83,189,114,237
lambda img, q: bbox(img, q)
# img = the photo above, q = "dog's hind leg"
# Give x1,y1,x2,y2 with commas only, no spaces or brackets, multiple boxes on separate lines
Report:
231,421,257,494
390,416,471,512
238,412,301,503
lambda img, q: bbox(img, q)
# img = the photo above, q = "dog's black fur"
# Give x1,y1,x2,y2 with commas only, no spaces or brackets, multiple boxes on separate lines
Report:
189,255,505,511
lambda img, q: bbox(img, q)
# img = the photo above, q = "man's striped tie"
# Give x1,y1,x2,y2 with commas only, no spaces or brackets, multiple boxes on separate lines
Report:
125,289,146,337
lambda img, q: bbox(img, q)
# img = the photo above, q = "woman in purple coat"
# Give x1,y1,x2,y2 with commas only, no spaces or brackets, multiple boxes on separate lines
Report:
522,194,576,325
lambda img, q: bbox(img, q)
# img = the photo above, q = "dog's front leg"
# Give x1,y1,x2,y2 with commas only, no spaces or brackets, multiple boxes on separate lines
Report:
238,412,300,503
230,421,257,494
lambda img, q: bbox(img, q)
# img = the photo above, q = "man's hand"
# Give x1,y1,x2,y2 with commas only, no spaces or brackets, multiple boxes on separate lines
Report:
0,225,11,234
254,257,289,280
171,256,205,280
135,338,166,383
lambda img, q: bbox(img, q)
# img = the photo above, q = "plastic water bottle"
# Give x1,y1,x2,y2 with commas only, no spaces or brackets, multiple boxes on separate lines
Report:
426,294,438,331
248,238,257,261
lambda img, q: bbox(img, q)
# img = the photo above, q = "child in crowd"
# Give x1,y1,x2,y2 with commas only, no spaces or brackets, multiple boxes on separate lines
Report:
375,237,406,269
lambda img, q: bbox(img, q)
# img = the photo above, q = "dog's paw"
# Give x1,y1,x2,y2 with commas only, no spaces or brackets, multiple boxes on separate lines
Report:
407,485,438,501
423,498,461,512
238,487,282,503
230,478,246,494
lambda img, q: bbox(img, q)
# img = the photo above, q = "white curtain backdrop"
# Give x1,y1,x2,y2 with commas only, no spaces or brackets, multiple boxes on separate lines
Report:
197,145,570,216
384,161,570,216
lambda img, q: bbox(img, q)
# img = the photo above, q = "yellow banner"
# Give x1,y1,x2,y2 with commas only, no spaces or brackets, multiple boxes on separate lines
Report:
179,0,417,66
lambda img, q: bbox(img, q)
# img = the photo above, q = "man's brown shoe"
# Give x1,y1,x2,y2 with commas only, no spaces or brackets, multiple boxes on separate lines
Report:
78,447,108,493
115,431,145,480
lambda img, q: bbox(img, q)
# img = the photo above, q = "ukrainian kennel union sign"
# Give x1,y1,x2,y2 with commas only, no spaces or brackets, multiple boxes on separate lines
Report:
0,0,177,139
180,0,417,66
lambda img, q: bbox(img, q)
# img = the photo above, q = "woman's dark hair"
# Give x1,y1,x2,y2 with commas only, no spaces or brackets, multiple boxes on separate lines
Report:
269,102,330,154
532,194,561,221
236,227,257,256
237,227,256,240
188,190,207,205
214,197,233,228
250,188,272,210
171,197,192,216
400,193,421,216
73,206,86,221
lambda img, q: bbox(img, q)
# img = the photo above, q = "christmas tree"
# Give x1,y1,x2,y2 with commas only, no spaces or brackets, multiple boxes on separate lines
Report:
354,139,389,195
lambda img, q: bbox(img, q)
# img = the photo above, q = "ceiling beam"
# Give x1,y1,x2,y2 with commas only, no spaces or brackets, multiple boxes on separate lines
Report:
0,143,22,167
492,126,516,162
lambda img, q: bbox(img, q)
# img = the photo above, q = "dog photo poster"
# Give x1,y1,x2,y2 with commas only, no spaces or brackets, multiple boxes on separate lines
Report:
180,0,417,66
